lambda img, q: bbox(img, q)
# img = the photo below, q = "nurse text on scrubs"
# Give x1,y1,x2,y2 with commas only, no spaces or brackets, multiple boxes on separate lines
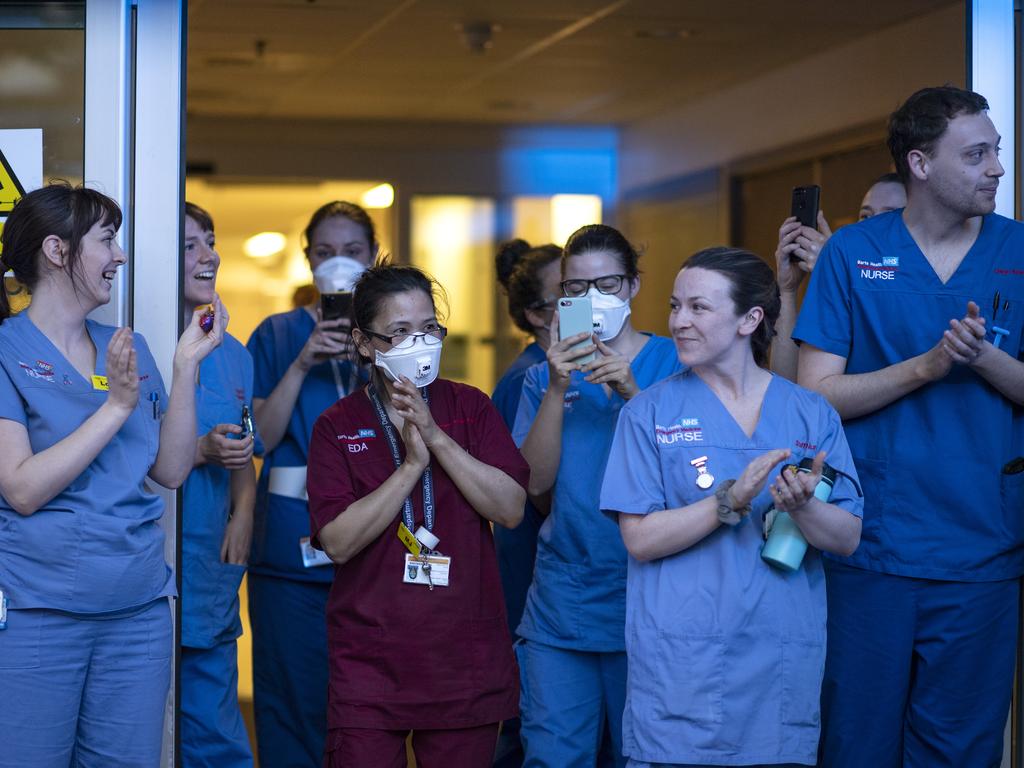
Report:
307,263,528,768
0,184,225,767
602,247,862,768
514,224,681,768
492,239,561,768
179,202,258,768
796,86,1024,768
245,201,373,767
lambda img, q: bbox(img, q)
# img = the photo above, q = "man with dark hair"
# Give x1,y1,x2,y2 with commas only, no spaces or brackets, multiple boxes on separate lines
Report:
795,85,1024,766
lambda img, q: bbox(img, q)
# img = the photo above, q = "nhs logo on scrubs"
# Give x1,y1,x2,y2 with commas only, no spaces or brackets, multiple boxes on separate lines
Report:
882,256,899,267
655,419,704,445
358,429,376,438
857,258,897,280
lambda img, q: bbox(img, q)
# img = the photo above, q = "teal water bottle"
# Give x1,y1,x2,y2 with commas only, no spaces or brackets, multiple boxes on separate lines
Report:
761,458,836,572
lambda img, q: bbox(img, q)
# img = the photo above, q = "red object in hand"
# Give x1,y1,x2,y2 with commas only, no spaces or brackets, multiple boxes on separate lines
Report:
198,305,215,333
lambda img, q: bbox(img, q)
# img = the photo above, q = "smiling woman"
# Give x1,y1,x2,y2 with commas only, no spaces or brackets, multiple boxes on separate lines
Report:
0,183,225,766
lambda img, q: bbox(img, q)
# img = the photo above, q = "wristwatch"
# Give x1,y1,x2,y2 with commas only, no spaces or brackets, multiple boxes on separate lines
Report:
716,479,751,526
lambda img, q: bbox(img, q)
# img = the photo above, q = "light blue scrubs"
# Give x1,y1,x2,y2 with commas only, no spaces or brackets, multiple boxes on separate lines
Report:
0,313,173,767
600,371,863,767
246,307,363,768
512,334,680,768
793,210,1024,766
181,333,259,768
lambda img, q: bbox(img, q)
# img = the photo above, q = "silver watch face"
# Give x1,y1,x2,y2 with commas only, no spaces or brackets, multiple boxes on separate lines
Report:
696,473,715,490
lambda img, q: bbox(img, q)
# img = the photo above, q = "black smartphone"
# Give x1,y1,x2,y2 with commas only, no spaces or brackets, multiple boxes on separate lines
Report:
791,185,821,229
320,291,353,323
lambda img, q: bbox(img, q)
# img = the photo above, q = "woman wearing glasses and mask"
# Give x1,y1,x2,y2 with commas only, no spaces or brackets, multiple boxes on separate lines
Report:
245,201,374,766
514,225,681,767
307,263,529,767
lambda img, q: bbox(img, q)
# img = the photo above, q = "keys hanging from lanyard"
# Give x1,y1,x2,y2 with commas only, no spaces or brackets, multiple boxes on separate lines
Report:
367,382,435,535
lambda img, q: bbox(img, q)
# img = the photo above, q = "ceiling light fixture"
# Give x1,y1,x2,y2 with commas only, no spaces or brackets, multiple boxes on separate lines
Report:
244,231,287,259
362,183,395,209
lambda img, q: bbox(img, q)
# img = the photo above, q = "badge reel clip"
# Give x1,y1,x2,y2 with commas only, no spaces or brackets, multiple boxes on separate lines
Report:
402,526,450,591
761,458,837,572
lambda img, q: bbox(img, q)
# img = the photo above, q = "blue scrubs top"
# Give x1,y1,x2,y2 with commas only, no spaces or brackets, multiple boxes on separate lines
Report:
600,371,863,766
512,334,680,651
492,341,546,636
794,211,1024,581
247,308,363,583
0,313,173,614
182,333,260,649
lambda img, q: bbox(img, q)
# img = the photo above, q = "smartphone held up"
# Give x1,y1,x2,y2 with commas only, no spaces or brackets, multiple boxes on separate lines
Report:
557,297,596,365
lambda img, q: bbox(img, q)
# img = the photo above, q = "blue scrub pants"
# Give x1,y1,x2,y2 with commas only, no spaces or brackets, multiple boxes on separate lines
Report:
181,641,253,767
516,640,627,768
248,572,330,768
820,561,1018,768
0,599,170,768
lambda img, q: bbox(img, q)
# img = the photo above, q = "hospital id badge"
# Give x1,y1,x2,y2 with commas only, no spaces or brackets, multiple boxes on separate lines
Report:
403,553,451,588
299,537,332,568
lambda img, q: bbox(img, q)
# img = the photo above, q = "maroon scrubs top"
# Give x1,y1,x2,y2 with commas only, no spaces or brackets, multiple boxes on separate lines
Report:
307,378,529,732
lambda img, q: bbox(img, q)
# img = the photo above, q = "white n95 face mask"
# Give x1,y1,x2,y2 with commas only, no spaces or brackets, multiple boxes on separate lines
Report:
374,334,443,387
313,256,366,294
588,287,631,342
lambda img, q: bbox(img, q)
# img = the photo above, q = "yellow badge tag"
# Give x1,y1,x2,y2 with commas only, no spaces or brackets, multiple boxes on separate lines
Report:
91,375,109,391
397,522,422,557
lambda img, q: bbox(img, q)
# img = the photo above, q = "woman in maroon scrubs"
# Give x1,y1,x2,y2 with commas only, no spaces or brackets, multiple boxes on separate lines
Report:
307,263,529,767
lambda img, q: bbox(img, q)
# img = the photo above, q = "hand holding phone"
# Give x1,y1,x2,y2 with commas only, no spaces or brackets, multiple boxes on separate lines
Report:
791,185,821,229
557,297,596,365
320,291,353,323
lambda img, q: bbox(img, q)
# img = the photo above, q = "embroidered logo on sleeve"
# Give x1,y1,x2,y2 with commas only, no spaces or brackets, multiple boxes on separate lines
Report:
655,418,704,445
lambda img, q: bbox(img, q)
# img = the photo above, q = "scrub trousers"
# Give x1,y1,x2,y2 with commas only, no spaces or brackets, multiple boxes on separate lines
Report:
0,598,171,768
325,723,499,768
248,572,330,768
516,639,628,768
820,561,1018,768
181,641,254,767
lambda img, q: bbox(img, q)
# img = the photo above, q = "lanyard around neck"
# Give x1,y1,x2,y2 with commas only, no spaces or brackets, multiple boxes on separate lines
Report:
367,382,434,533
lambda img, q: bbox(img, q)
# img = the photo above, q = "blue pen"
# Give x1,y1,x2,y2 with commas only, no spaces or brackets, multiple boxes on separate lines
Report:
992,292,1010,349
149,391,159,420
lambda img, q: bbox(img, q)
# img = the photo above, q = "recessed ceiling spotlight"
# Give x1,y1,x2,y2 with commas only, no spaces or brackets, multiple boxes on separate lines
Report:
244,232,287,259
631,28,693,40
456,21,502,54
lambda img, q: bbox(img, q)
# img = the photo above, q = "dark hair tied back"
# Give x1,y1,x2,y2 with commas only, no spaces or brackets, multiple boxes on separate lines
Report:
496,239,561,334
0,182,122,323
562,224,641,280
303,200,377,255
682,246,780,368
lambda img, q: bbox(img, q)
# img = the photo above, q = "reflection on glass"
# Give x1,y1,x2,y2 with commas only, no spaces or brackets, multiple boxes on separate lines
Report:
0,3,85,311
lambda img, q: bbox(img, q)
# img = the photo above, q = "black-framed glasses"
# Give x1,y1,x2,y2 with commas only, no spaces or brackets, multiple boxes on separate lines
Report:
361,325,447,349
560,274,628,298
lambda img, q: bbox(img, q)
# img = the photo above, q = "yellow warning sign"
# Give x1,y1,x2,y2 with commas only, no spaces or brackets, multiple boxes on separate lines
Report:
0,148,26,216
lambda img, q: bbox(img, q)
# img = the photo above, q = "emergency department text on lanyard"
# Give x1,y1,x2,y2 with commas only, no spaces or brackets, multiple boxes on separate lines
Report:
367,382,435,535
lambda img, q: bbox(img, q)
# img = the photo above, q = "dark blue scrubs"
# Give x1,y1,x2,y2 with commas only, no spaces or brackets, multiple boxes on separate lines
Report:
246,308,362,767
794,210,1024,767
181,334,258,767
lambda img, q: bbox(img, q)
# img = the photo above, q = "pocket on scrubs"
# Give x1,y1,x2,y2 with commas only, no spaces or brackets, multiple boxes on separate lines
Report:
633,628,724,728
852,457,887,546
472,615,516,697
147,602,173,660
524,557,581,640
1000,470,1024,545
780,638,824,727
0,609,42,669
